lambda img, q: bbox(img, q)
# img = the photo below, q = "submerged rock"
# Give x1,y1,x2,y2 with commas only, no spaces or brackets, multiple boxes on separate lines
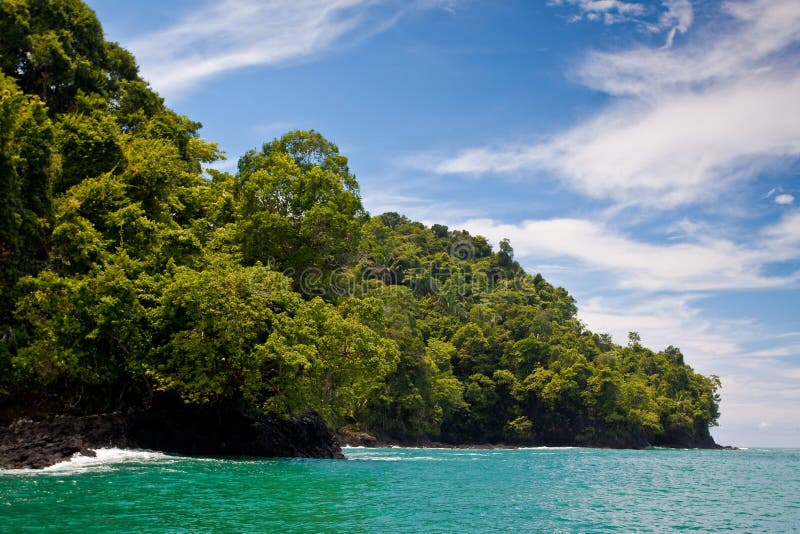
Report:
0,405,343,470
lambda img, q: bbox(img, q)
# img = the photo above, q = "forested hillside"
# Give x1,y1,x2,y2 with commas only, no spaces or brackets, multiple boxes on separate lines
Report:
0,0,721,447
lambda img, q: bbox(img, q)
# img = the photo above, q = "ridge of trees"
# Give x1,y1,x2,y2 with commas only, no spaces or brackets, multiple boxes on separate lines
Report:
0,0,720,446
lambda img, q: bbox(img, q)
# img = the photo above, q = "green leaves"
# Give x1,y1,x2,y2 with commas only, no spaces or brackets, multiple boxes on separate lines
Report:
55,107,123,192
0,1,722,449
0,74,56,325
13,260,145,406
148,262,296,405
236,131,364,283
261,297,399,426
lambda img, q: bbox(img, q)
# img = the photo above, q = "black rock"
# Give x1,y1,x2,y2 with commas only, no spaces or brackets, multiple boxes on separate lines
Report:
0,405,343,470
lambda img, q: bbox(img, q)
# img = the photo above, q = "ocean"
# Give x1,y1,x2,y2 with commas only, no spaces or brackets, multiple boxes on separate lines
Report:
2,446,799,532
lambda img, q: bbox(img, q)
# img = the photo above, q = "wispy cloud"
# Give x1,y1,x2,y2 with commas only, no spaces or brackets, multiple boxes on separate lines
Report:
577,294,745,366
435,76,800,208
660,0,693,47
749,343,800,357
424,0,800,210
775,193,795,205
127,0,450,98
454,212,800,291
576,0,800,96
361,190,482,225
550,0,693,46
549,0,647,25
762,210,800,245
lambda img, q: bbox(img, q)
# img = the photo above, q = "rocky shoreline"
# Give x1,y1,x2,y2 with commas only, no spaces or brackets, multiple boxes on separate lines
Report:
337,431,736,450
0,405,343,470
1,413,735,470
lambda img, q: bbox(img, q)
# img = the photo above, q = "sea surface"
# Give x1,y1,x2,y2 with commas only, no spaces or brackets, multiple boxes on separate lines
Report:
1,446,799,532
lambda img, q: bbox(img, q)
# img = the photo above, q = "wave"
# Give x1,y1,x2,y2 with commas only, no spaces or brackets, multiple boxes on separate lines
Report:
1,448,175,476
514,446,578,450
346,455,440,462
342,445,578,451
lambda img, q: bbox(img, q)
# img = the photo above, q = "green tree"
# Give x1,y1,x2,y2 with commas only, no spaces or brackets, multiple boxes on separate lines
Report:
13,259,145,410
0,74,56,328
148,261,298,405
451,322,492,377
0,0,724,451
261,297,399,427
236,130,364,285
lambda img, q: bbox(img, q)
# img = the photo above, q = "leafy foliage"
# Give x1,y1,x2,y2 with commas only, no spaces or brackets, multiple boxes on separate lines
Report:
0,1,721,447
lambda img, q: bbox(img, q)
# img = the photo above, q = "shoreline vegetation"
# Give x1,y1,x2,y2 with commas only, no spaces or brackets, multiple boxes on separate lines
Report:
1,0,725,468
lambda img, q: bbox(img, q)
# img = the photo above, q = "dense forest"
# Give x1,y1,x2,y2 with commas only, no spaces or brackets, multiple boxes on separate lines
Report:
0,0,721,447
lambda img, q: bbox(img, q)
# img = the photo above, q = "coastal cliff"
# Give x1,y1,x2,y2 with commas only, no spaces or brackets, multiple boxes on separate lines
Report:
0,403,343,470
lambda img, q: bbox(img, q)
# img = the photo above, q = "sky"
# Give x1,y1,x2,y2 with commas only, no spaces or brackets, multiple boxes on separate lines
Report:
85,0,800,447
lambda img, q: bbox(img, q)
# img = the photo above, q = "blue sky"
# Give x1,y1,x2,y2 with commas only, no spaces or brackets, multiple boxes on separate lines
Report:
86,0,800,447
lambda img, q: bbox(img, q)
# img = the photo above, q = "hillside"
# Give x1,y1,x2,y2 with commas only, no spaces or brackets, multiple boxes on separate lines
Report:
0,0,721,449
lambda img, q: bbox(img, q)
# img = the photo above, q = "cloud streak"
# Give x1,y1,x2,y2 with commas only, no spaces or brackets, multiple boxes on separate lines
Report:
576,0,800,96
577,294,744,367
550,0,646,25
428,0,800,210
435,75,800,208
549,0,692,39
456,212,800,291
127,0,446,98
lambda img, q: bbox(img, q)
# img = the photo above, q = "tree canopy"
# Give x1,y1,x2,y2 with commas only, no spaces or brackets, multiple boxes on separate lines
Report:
0,0,721,448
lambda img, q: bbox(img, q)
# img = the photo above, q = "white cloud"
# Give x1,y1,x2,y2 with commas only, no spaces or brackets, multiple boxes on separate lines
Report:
661,0,693,47
427,0,800,210
748,343,800,358
578,294,743,366
549,0,688,30
456,213,800,291
551,0,694,46
361,190,482,225
126,0,449,97
576,0,800,96
775,193,795,205
435,76,800,208
552,0,643,13
762,210,800,244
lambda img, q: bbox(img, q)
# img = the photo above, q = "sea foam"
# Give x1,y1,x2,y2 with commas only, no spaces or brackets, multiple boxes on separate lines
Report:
1,448,174,476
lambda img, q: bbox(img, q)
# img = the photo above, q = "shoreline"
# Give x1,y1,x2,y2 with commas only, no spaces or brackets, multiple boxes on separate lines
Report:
0,412,735,470
341,443,739,451
0,409,343,470
336,432,737,451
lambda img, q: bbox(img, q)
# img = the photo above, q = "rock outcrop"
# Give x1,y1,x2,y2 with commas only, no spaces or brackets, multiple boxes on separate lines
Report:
0,403,343,469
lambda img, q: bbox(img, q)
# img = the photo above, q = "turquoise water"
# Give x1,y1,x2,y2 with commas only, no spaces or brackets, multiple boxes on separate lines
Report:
2,447,799,532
